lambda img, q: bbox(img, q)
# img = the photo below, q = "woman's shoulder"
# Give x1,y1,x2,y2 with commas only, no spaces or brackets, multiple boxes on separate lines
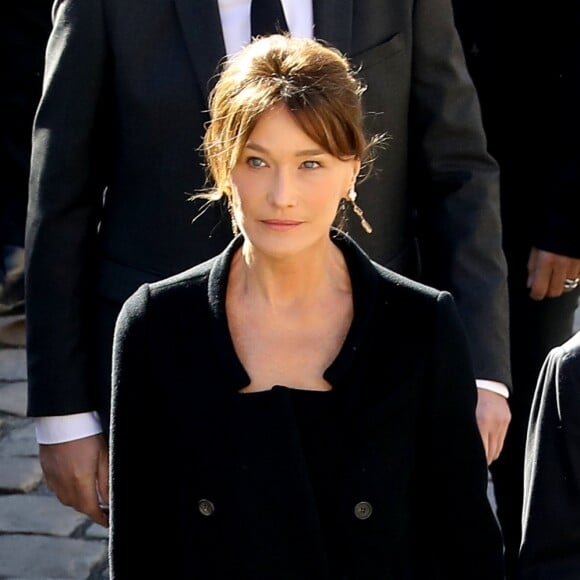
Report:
334,230,453,312
121,256,217,318
370,258,451,308
149,256,216,296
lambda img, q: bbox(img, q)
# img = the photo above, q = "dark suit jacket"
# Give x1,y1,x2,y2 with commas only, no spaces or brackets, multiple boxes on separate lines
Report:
452,0,580,263
26,0,510,421
520,331,580,579
110,232,504,579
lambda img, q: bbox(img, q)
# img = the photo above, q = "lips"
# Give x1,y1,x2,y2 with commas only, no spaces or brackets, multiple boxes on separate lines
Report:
262,219,303,226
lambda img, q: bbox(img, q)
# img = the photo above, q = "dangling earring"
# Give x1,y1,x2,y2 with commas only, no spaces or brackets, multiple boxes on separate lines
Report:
348,189,373,234
227,196,239,236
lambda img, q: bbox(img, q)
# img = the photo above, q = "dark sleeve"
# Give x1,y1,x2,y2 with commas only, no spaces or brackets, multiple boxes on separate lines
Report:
520,336,580,579
427,291,505,579
25,0,111,416
533,1,580,258
410,0,511,388
109,284,170,578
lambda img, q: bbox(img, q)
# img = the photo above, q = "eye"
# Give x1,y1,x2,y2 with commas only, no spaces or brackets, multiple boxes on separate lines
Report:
302,160,321,169
247,156,266,168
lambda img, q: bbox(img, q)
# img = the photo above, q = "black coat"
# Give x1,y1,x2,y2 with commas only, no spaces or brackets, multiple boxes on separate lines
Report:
520,331,580,579
26,0,510,424
110,233,504,579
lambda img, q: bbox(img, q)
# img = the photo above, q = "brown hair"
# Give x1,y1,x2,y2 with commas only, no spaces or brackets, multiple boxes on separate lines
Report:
199,34,382,201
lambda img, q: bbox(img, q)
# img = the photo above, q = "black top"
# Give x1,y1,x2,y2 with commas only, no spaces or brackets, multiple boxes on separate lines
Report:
240,387,344,574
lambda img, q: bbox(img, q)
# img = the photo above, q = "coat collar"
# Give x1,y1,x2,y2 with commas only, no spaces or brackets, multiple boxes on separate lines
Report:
173,0,354,102
207,229,382,393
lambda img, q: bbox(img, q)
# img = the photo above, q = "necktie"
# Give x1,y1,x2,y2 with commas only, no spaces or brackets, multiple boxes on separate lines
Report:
250,0,289,37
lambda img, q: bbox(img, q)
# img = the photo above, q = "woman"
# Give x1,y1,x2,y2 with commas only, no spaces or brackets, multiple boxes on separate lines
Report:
109,35,504,579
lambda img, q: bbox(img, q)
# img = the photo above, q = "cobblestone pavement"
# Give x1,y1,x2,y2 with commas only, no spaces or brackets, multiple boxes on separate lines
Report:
0,314,109,580
1,307,579,579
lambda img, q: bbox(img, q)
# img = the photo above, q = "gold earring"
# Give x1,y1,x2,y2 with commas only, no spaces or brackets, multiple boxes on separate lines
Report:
227,197,239,236
348,189,373,234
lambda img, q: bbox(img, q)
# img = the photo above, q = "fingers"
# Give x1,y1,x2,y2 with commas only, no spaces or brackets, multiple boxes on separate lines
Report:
480,429,504,465
38,435,109,527
527,248,580,300
475,391,511,465
96,448,110,527
72,474,109,528
563,276,580,292
485,427,506,465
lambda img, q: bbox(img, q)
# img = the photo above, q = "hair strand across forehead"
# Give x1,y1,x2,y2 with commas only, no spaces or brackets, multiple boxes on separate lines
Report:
198,34,386,202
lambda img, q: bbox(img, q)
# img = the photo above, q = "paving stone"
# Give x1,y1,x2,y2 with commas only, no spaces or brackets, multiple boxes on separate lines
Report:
0,421,37,457
0,495,88,535
0,457,43,492
86,522,110,540
0,314,25,328
0,381,28,416
0,534,106,579
0,317,26,348
0,348,27,381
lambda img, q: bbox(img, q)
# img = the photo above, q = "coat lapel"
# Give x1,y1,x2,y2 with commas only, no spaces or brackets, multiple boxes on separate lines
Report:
173,0,226,102
312,0,353,54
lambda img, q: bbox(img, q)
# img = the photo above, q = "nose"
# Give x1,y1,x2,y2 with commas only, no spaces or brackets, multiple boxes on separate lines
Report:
267,168,296,207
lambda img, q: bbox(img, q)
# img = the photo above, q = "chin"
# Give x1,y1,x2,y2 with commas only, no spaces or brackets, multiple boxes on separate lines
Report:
246,229,329,260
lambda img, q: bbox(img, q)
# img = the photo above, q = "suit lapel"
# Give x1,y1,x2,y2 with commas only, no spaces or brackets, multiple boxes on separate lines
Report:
312,0,353,54
173,0,226,102
173,0,355,101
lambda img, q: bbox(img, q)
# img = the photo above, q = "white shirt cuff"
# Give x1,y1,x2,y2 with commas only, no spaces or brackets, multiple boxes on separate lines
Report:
476,379,509,399
35,412,103,444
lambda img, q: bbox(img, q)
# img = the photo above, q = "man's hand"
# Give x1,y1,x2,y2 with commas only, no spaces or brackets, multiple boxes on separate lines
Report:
476,390,511,465
39,434,109,527
527,247,580,300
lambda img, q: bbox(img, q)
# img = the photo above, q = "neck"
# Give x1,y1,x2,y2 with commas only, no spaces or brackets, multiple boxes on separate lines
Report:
231,237,350,307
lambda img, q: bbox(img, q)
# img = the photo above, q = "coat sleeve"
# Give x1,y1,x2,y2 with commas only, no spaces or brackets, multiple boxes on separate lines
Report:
109,284,169,578
410,0,511,389
427,291,505,579
25,0,110,416
520,334,580,579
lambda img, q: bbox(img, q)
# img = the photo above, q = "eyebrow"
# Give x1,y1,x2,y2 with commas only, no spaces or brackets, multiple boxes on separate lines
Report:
245,142,327,157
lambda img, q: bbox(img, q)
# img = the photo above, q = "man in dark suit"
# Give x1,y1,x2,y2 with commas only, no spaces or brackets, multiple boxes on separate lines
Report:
520,331,580,579
26,0,511,527
452,1,580,575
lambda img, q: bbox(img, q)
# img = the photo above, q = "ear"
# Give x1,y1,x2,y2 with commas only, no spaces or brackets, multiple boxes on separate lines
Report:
345,159,361,199
223,177,233,198
350,159,361,188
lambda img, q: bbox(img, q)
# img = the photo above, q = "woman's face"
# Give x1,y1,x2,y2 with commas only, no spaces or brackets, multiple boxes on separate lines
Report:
229,104,360,259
